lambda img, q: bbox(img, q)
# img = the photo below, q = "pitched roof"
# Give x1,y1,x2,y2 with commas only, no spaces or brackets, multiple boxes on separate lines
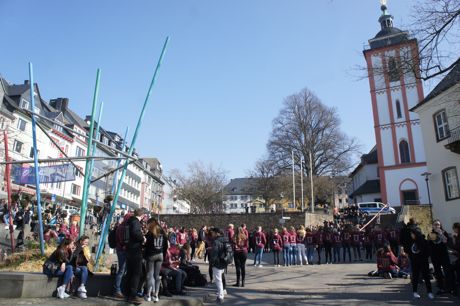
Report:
349,146,378,177
349,179,380,198
412,59,460,111
224,178,259,195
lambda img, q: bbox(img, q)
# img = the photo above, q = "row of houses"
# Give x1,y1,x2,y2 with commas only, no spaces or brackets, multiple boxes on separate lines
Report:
0,76,190,215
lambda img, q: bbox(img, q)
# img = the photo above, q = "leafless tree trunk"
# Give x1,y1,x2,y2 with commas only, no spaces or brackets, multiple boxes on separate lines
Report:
170,161,227,214
267,88,360,177
248,158,284,209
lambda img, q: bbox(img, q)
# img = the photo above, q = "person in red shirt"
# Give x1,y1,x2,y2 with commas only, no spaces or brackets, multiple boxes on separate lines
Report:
315,227,324,265
376,245,398,278
372,226,386,250
281,227,291,266
189,228,198,261
342,228,352,263
386,226,399,256
69,220,79,242
288,226,298,265
363,229,373,261
352,225,363,261
271,228,283,267
333,229,342,263
305,228,315,264
177,228,188,246
253,226,266,267
225,224,235,244
233,227,248,287
323,228,333,264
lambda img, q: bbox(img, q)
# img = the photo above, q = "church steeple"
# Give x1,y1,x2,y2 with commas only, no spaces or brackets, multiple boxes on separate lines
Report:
378,0,394,30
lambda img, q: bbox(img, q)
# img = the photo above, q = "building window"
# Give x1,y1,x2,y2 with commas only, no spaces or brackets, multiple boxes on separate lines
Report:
75,146,85,157
20,99,30,110
71,184,81,196
433,110,450,141
29,148,39,158
17,118,27,131
395,100,402,119
388,57,400,82
399,140,410,163
13,140,23,153
442,167,460,200
53,123,63,133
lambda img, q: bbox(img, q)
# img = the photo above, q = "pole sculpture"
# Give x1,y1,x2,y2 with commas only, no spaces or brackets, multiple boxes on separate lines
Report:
95,36,169,267
3,130,15,253
79,69,101,236
28,63,46,255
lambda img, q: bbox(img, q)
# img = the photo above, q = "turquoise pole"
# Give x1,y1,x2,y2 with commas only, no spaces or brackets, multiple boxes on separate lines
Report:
96,37,169,264
28,63,45,255
79,69,101,236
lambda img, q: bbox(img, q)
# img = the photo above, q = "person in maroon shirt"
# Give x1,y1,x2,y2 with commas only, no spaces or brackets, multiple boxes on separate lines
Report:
233,227,248,287
271,228,283,267
376,245,398,278
288,226,298,265
281,227,291,266
342,228,352,262
372,226,386,250
305,228,315,264
315,227,324,265
253,226,266,267
363,229,373,261
386,226,399,256
225,224,235,244
323,229,333,264
333,229,342,263
352,225,363,261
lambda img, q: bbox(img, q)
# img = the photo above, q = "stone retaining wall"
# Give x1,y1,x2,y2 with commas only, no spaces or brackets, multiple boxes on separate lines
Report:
160,212,331,230
398,205,433,235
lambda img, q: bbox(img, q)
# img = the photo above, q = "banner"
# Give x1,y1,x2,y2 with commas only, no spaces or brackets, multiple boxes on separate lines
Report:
12,164,76,185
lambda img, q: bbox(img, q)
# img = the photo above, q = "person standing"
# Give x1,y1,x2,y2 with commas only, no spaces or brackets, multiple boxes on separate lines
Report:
428,220,456,296
271,228,283,267
143,218,168,302
253,226,266,267
125,208,146,304
288,227,298,265
113,213,131,299
305,228,315,264
281,227,291,266
409,228,434,300
450,222,460,287
233,227,248,287
209,228,230,304
297,226,308,265
333,229,342,263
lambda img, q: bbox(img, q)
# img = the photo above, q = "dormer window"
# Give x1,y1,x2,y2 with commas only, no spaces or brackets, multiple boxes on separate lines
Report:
20,99,30,110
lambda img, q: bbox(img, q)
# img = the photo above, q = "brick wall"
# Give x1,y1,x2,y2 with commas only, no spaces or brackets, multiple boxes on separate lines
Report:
160,212,331,231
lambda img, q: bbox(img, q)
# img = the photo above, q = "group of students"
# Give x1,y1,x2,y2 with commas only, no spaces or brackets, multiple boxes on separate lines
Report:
374,219,459,300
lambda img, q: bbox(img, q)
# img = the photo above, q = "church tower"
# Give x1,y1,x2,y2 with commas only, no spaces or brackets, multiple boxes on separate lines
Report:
363,1,428,206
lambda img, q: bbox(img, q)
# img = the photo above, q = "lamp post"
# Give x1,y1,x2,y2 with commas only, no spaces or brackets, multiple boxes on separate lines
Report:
421,172,433,222
292,150,296,210
300,157,304,212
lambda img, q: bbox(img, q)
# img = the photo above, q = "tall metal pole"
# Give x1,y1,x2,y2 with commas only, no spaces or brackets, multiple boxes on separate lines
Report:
96,35,169,268
79,69,101,236
94,127,128,270
3,130,15,253
309,150,314,213
300,157,304,212
28,63,45,255
292,150,295,209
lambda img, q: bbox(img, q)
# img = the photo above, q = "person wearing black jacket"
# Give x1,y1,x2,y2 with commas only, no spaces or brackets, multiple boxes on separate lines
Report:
143,218,168,302
428,220,457,296
210,228,229,304
408,228,434,300
125,208,146,304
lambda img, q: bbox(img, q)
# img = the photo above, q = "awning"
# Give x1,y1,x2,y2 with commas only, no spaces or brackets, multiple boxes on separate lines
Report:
11,184,36,196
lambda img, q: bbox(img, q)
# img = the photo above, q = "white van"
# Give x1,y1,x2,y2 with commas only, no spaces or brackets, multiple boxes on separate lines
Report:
357,202,396,216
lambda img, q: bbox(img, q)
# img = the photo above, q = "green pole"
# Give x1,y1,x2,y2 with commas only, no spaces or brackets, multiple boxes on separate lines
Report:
99,36,169,249
79,69,101,236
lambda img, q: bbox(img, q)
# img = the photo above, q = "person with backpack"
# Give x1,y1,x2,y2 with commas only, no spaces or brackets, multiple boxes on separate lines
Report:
112,213,131,299
209,227,231,304
253,226,266,267
124,208,146,304
233,226,248,287
143,218,168,302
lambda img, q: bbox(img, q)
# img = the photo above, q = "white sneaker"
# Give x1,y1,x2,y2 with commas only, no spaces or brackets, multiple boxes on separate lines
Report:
144,295,152,302
78,292,87,299
258,264,263,267
413,292,421,299
223,289,227,296
153,295,159,302
428,293,434,300
56,285,67,299
78,284,87,293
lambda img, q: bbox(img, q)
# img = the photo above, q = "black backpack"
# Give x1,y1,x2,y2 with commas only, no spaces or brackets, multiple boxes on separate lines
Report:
123,223,130,245
108,226,117,249
220,238,233,265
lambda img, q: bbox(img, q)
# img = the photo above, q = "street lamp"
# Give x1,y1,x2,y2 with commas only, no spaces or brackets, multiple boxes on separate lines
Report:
421,171,433,222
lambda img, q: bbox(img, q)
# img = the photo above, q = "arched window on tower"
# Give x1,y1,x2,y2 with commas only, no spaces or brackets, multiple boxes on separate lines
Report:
396,100,402,119
399,140,410,164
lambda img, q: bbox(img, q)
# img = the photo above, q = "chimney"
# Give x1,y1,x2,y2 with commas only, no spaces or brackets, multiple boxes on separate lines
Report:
49,98,70,113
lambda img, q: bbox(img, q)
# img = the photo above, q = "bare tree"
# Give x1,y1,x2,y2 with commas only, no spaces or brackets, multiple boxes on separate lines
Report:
410,0,460,80
170,161,228,214
267,88,360,177
248,157,284,209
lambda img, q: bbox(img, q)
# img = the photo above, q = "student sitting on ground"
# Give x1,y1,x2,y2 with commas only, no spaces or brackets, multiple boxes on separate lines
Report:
376,245,398,278
397,246,410,278
161,241,187,295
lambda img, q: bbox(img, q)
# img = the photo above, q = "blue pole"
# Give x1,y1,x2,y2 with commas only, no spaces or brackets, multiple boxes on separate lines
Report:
94,127,128,270
28,63,45,256
87,100,104,201
95,37,169,268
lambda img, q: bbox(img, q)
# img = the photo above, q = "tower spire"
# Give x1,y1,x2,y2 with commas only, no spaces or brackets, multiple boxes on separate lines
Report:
379,0,393,30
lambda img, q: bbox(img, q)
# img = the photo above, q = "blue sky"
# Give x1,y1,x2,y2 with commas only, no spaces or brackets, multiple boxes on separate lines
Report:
0,0,416,179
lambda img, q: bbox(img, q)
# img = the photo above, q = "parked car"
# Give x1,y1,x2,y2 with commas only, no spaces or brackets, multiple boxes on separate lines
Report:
357,202,395,216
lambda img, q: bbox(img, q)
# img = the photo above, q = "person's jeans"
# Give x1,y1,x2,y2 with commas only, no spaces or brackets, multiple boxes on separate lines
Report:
353,246,362,260
342,245,352,262
290,244,297,265
125,250,143,298
273,250,280,265
306,246,314,263
283,246,291,265
297,244,308,264
74,266,88,285
114,249,126,294
213,267,224,300
333,246,341,262
254,247,263,265
234,251,247,283
166,268,187,293
51,265,74,285
145,253,163,296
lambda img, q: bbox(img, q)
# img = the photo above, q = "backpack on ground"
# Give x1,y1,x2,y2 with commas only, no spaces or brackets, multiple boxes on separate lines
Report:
108,225,117,249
